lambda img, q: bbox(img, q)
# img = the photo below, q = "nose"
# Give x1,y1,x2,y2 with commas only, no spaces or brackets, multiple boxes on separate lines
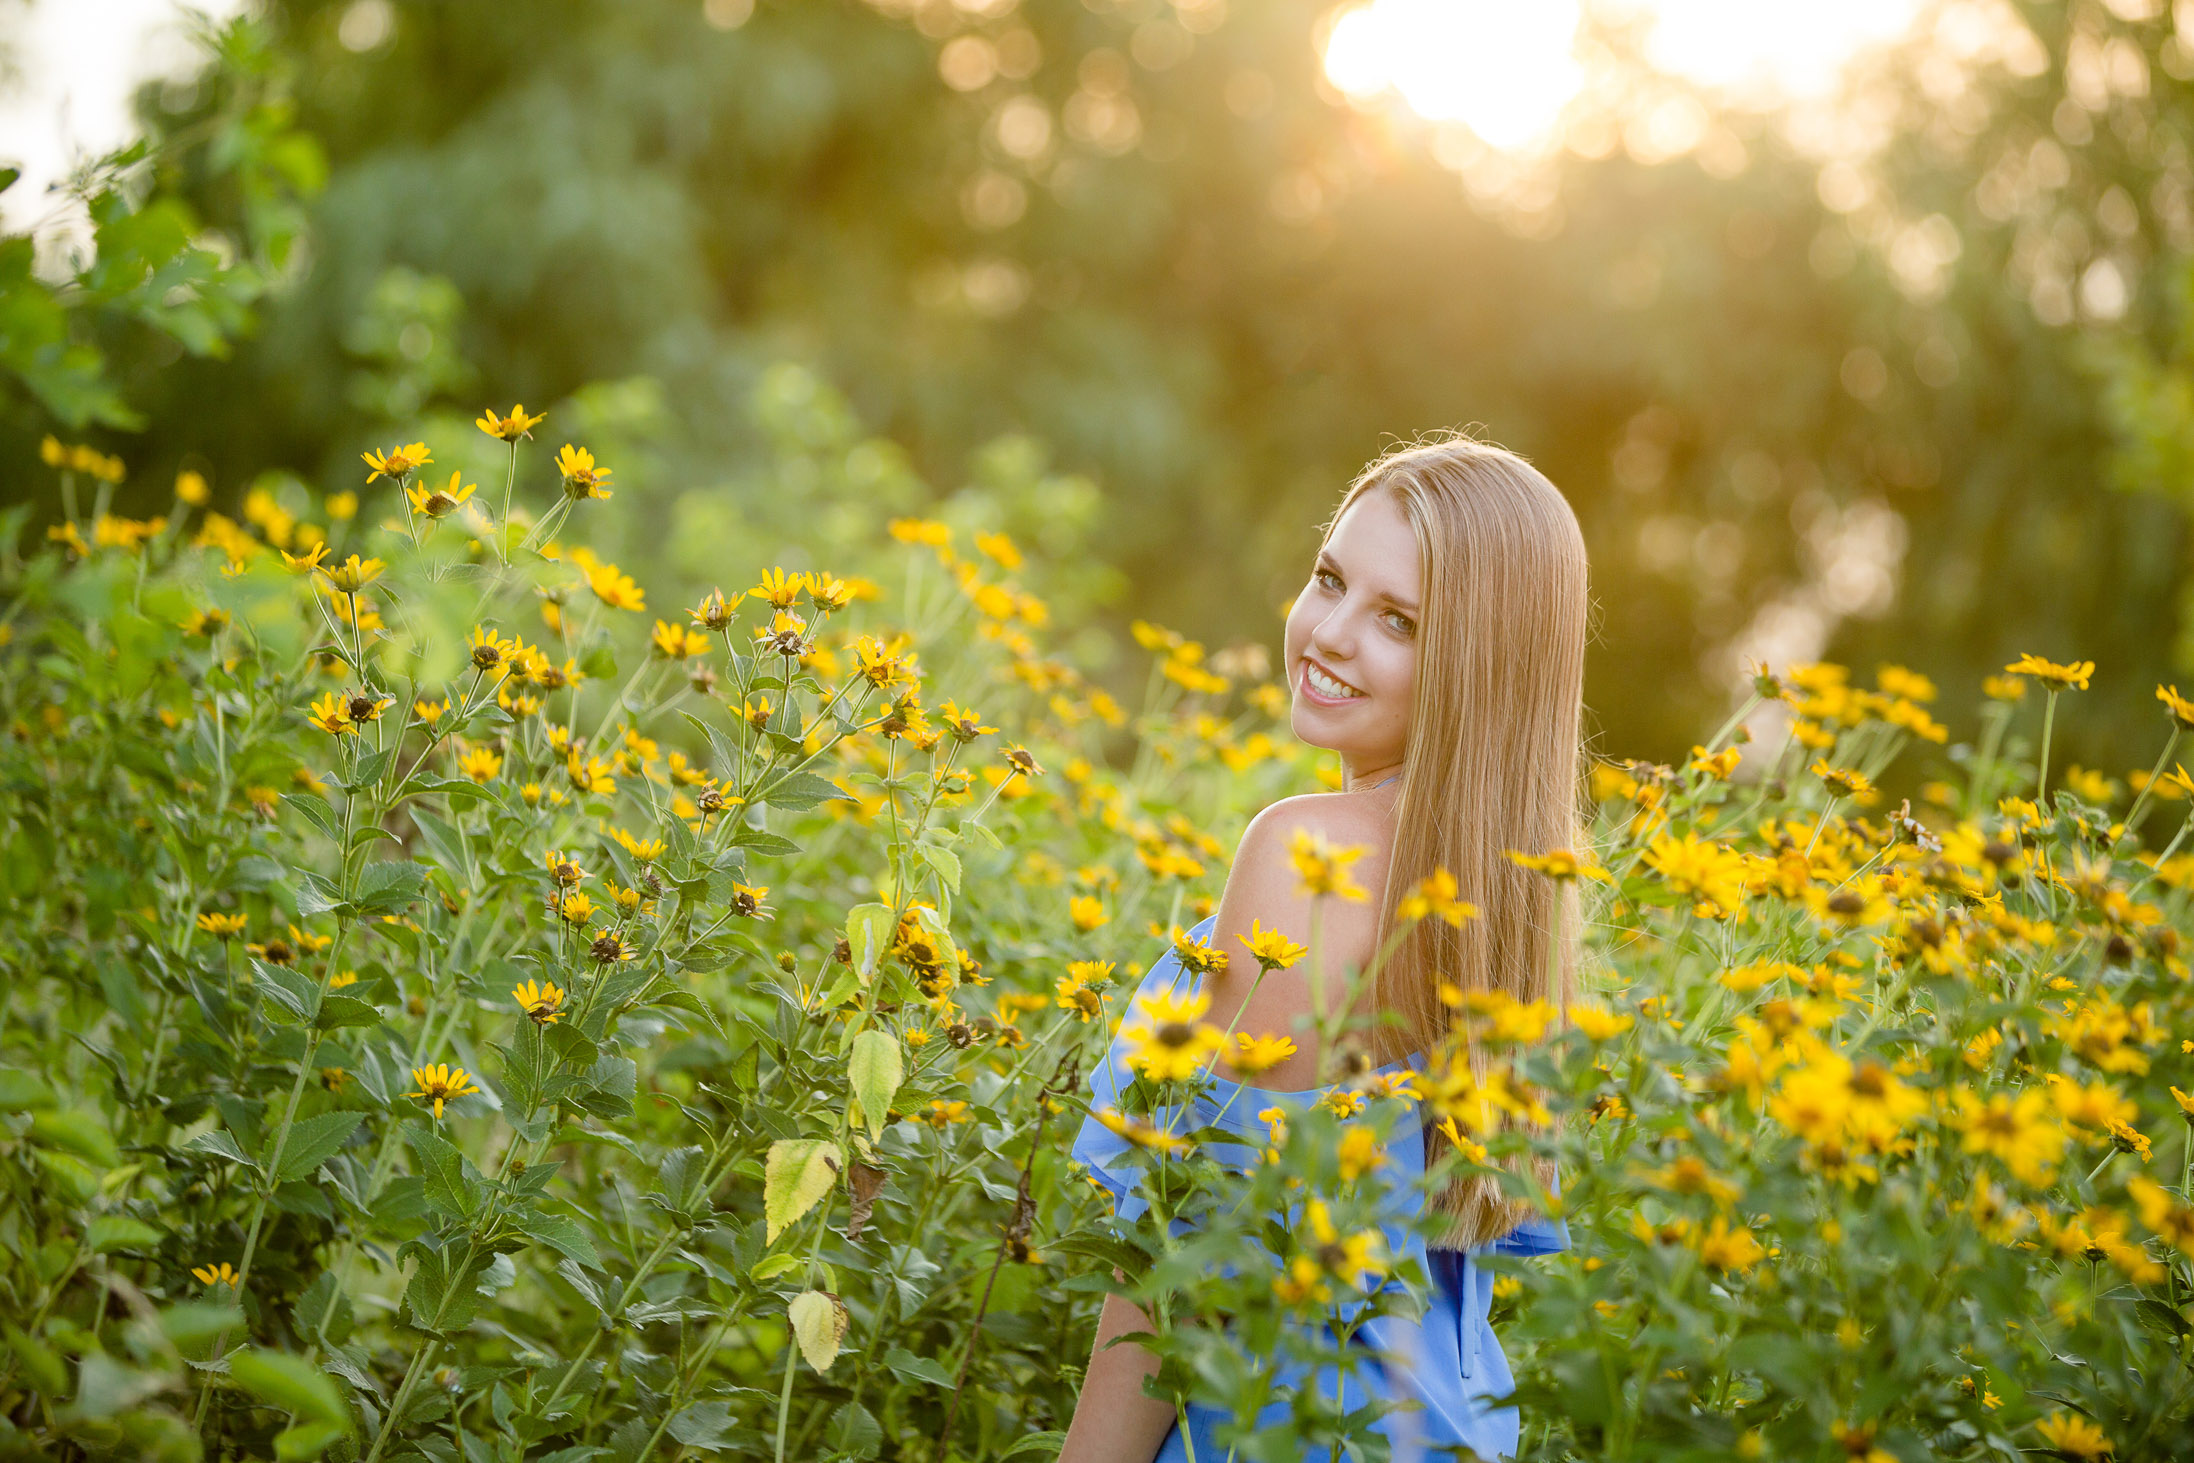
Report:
1309,603,1353,662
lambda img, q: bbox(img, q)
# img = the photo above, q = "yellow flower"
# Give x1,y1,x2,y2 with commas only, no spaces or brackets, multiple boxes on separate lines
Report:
556,443,613,500
414,697,448,728
191,1261,241,1289
1809,758,1873,800
477,403,546,442
319,553,385,593
2033,1412,2114,1460
556,890,598,927
612,827,666,861
1119,987,1225,1083
2128,1175,2194,1257
362,441,432,482
1092,1105,1191,1155
689,588,733,631
1640,1154,1743,1206
1068,895,1107,932
2003,653,2093,693
566,751,616,796
307,692,356,736
1230,1031,1297,1075
196,912,249,939
1239,920,1307,971
1693,1216,1766,1273
1003,745,1044,778
1336,1124,1385,1181
1399,866,1480,924
888,517,952,548
1566,1002,1634,1041
730,883,771,917
806,572,855,612
406,1063,482,1120
458,745,503,783
1951,1086,2067,1186
586,562,646,612
1288,827,1369,902
342,689,394,727
749,567,809,609
280,541,331,573
174,469,210,505
937,699,996,743
650,619,709,658
406,471,476,519
922,1099,970,1128
1505,848,1612,883
512,978,567,1025
1642,831,1748,918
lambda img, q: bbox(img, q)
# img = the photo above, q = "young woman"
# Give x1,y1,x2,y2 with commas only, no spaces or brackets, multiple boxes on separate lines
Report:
1059,435,1592,1463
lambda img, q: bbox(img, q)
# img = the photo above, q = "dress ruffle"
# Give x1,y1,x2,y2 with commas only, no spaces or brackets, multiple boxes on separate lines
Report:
1066,913,1570,1463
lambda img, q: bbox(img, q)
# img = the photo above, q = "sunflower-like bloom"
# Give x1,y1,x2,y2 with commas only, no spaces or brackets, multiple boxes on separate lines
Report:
689,588,733,631
1504,849,1612,884
192,1261,241,1288
556,444,613,500
650,619,709,658
1119,986,1224,1083
477,403,546,442
1229,1031,1297,1075
406,1063,481,1119
1272,1197,1385,1305
556,890,597,927
1809,759,1874,800
1288,827,1368,902
806,572,854,612
2003,653,2093,693
1003,745,1044,778
319,554,385,594
749,567,808,610
196,912,249,938
407,471,476,519
586,562,646,612
512,978,566,1025
1093,1105,1190,1155
362,442,432,483
937,699,996,743
1239,919,1307,972
308,692,356,736
466,625,517,676
458,745,502,783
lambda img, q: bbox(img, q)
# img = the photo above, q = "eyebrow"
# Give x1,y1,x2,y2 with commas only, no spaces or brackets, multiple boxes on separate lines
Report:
1317,551,1419,616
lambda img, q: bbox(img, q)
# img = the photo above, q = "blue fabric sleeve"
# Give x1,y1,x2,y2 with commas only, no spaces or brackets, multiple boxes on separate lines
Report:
1486,1166,1570,1256
1067,923,1212,1227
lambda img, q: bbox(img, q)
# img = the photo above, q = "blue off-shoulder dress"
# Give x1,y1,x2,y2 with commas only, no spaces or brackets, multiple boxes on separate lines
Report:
1067,913,1569,1463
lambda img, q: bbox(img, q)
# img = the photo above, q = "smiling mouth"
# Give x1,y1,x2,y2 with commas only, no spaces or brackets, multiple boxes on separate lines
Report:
1301,657,1365,701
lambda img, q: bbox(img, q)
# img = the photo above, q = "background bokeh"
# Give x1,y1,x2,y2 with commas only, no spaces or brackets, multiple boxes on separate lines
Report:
3,0,2188,781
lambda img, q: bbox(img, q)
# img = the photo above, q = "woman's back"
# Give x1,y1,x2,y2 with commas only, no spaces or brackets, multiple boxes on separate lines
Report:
1198,783,1404,1090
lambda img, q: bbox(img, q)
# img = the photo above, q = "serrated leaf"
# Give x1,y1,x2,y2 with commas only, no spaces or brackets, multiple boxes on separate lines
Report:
87,1216,162,1254
845,904,892,983
230,1347,350,1430
847,1031,903,1145
272,1110,362,1183
764,1138,841,1243
181,1129,256,1170
313,994,383,1031
509,1204,601,1272
788,1290,848,1372
882,1346,954,1389
915,842,961,895
281,793,344,844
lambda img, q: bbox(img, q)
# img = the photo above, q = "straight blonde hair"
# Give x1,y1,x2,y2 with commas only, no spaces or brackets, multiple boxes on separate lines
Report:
1320,434,1591,1253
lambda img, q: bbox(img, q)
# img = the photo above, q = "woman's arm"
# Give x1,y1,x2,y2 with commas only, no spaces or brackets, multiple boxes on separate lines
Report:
1058,1273,1177,1463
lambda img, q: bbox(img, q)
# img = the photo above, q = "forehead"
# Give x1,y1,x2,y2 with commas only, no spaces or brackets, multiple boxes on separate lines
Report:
1324,487,1421,595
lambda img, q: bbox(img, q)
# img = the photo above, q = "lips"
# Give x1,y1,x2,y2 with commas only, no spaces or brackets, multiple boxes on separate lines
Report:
1299,655,1364,704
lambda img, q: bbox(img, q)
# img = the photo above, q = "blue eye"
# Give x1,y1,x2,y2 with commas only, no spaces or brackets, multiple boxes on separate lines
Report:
1315,568,1342,591
1384,610,1415,637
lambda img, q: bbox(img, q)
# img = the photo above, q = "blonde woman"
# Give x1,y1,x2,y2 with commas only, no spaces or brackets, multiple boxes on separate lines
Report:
1061,436,1590,1463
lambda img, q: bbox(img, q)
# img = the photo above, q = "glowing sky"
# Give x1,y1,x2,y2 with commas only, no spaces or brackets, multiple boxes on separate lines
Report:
1323,0,1926,150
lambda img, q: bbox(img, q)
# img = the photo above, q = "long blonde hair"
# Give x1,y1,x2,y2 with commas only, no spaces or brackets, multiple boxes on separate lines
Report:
1321,434,1591,1252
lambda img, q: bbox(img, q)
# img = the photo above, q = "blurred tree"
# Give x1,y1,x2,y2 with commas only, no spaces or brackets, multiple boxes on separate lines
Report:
7,0,2185,777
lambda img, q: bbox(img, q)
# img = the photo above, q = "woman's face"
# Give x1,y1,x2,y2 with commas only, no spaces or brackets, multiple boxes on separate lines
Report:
1281,486,1421,774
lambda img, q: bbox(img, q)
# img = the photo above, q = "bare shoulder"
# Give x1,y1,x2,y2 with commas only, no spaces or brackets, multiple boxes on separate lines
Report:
1198,792,1394,1083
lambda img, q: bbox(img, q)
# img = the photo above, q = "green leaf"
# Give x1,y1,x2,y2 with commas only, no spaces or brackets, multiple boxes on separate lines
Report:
401,1244,490,1334
509,1204,601,1272
503,1013,550,1116
272,1110,363,1183
405,1122,483,1219
87,1216,162,1254
882,1346,954,1389
314,994,383,1031
847,1031,903,1145
181,1129,257,1170
764,1139,841,1243
667,1400,736,1448
756,771,852,810
230,1347,351,1431
353,859,426,915
915,841,961,895
0,1068,56,1111
281,792,344,844
255,961,321,1023
274,1421,348,1461
292,870,345,919
30,1108,118,1168
960,820,1003,852
845,904,892,983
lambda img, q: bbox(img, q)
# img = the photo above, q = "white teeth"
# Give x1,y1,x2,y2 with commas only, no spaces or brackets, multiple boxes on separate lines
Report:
1304,662,1362,699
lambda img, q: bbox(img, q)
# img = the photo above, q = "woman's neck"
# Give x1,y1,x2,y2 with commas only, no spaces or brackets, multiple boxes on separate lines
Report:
1342,757,1404,791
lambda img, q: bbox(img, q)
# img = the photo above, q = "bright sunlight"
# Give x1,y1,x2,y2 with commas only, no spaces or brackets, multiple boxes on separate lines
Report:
1322,0,1926,149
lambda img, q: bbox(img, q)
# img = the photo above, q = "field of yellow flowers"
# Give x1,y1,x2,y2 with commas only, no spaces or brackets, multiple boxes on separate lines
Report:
4,377,2194,1462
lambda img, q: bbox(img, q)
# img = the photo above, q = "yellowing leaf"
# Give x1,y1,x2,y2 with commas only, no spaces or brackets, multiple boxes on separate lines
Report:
845,903,893,983
848,1030,904,1144
788,1288,849,1372
764,1138,841,1243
